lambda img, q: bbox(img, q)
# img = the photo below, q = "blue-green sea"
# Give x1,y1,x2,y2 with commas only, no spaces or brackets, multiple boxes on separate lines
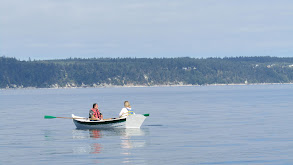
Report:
1,85,293,164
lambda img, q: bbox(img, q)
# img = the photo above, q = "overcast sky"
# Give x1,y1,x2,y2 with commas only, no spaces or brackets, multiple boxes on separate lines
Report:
1,0,293,60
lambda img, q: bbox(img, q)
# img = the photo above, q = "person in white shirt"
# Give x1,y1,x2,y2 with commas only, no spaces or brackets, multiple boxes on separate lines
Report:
119,101,135,118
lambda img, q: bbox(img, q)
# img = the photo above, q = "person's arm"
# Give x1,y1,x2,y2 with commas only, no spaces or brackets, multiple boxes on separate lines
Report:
89,110,98,120
119,108,128,118
91,116,98,120
119,109,123,117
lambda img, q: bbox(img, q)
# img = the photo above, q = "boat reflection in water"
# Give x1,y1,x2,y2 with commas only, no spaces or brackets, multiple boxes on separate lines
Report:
89,130,102,154
117,128,148,163
72,128,148,156
71,129,103,154
118,129,147,149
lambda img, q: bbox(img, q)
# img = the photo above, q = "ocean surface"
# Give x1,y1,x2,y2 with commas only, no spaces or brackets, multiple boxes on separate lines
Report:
1,85,293,164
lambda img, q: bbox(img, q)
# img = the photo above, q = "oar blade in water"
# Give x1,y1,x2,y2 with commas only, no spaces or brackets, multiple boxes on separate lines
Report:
143,114,150,117
44,115,57,119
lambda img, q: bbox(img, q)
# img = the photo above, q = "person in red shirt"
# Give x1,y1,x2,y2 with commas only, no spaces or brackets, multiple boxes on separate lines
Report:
89,103,103,120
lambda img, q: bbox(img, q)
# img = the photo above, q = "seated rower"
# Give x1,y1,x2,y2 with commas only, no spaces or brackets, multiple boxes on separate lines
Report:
119,101,135,118
89,103,103,120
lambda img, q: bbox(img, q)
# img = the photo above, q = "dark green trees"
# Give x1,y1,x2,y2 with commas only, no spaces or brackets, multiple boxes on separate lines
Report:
1,56,293,88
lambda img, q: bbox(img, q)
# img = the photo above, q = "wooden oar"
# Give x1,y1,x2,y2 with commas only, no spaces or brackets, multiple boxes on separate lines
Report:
44,115,86,119
44,115,113,120
45,114,149,119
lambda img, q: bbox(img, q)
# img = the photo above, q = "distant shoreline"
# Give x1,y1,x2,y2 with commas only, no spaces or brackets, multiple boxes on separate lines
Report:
2,83,293,90
3,56,293,90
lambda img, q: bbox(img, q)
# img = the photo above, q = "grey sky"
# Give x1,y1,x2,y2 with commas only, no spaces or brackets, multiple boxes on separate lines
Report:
1,0,293,60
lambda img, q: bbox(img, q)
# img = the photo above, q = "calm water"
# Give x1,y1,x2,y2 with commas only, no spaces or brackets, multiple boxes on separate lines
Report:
1,85,293,164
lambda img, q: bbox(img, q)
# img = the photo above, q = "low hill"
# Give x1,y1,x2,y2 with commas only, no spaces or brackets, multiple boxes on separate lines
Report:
1,56,293,88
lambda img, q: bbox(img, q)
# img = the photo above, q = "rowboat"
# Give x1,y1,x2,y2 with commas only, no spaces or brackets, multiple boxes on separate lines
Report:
72,114,149,129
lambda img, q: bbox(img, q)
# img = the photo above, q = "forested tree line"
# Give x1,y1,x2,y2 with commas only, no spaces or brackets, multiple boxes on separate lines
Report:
1,56,293,88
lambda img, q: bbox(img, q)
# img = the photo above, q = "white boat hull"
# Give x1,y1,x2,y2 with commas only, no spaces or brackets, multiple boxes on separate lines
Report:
72,114,147,129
